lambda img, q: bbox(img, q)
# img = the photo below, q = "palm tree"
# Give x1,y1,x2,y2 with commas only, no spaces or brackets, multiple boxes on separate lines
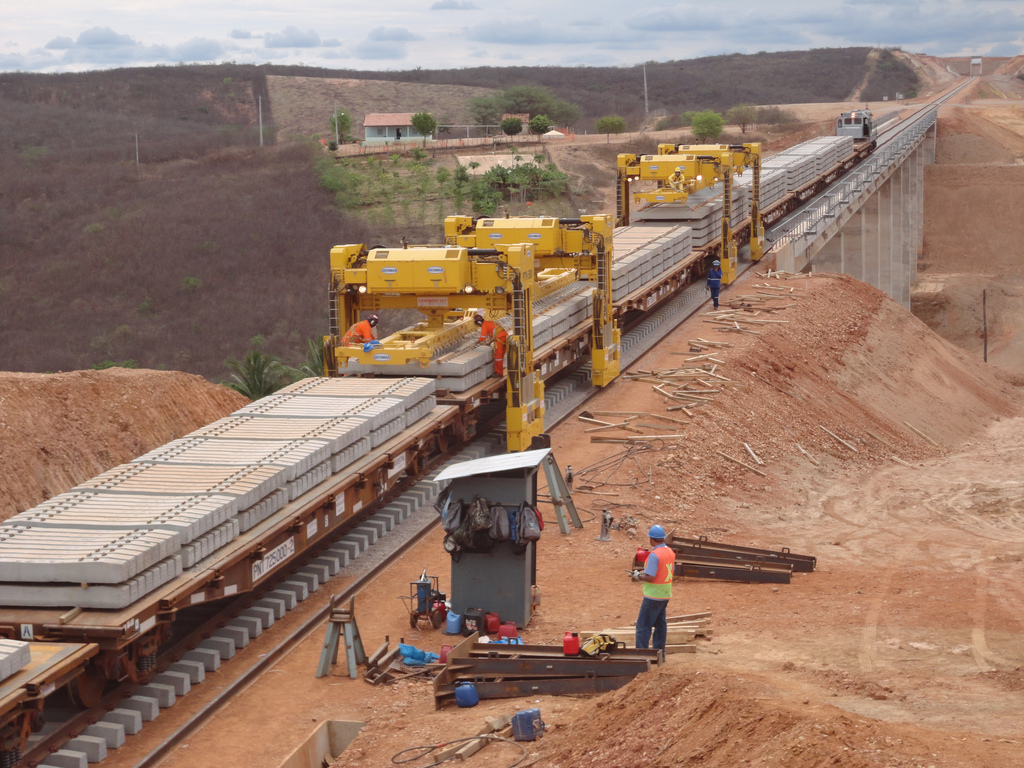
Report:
286,337,326,380
224,337,288,400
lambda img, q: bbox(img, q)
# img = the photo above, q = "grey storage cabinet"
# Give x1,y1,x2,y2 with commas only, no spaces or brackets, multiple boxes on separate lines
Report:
435,450,550,628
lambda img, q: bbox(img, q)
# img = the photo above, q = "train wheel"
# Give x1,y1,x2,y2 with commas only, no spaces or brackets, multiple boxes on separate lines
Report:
69,667,107,709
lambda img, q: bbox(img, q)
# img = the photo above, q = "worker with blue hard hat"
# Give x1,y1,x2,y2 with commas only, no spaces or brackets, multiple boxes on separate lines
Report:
630,523,676,652
706,260,723,309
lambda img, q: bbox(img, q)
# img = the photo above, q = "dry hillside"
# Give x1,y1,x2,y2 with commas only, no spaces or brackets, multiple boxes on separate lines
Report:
266,75,495,139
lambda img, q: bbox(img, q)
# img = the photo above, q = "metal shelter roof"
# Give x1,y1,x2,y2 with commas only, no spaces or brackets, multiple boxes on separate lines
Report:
434,449,551,482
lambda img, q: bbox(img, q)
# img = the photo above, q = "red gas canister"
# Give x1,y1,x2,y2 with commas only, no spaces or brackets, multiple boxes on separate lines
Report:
498,622,518,640
485,612,501,635
563,631,580,655
439,644,453,663
635,547,650,567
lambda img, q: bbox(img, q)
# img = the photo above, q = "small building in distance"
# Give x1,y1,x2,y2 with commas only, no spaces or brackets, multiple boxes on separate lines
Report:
363,113,429,144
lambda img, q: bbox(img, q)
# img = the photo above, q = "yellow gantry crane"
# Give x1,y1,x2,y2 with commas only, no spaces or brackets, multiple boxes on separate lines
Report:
444,215,620,386
616,143,764,285
324,242,545,451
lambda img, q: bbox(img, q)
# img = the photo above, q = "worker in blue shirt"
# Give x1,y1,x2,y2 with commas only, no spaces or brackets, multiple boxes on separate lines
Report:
630,524,676,652
706,260,723,309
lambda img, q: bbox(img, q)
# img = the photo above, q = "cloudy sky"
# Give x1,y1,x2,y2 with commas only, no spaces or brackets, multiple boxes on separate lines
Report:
1,0,1021,74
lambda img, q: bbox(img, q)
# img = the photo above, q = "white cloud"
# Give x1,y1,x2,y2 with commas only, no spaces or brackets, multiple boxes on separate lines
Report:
368,27,424,42
264,27,321,49
0,0,1019,73
431,0,479,8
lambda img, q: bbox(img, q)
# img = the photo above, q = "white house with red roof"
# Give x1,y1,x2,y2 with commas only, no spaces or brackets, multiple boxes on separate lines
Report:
362,113,431,144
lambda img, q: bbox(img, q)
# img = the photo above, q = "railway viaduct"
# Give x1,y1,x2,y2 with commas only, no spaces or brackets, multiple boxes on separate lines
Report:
772,109,938,308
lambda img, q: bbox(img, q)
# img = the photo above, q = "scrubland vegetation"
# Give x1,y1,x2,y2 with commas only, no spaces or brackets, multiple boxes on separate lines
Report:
0,49,918,383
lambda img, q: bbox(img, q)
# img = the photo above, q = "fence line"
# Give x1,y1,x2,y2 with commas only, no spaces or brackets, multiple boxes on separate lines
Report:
330,134,576,158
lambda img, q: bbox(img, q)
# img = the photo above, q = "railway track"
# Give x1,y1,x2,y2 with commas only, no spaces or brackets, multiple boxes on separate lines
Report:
2,92,955,766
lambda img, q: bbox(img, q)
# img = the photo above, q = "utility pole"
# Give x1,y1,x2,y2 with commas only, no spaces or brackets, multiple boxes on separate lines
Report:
259,95,264,147
643,63,649,119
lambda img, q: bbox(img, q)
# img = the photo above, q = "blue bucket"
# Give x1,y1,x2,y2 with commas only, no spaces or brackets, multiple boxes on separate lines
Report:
445,612,463,635
455,681,479,708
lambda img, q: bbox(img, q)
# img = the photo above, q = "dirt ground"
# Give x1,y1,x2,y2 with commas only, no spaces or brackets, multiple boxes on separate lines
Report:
0,369,248,521
124,273,1024,768
3,65,1024,768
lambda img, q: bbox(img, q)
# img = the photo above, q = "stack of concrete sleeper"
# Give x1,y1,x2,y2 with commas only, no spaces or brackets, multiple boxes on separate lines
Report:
0,377,437,609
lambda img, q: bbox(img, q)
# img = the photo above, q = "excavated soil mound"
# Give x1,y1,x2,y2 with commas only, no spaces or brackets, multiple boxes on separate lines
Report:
534,666,1006,768
304,275,1023,768
0,369,248,520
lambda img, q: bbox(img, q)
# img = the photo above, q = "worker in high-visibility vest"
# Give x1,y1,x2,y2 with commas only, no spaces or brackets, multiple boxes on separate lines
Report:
474,312,508,377
342,313,379,346
630,524,676,651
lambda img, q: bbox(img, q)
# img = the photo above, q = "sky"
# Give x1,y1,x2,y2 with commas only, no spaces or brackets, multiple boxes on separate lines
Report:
1,0,1022,74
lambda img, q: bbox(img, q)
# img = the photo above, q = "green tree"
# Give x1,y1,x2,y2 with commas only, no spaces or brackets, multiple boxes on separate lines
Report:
691,110,725,142
500,117,523,137
529,114,554,136
286,337,326,380
470,87,581,129
725,105,758,134
411,111,437,145
224,336,289,401
595,115,628,142
329,110,352,143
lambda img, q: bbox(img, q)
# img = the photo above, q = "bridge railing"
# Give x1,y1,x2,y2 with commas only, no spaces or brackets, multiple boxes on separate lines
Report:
769,108,937,251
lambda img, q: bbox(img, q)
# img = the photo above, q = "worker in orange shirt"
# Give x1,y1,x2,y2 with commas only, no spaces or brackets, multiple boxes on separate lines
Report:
342,313,379,346
474,312,508,376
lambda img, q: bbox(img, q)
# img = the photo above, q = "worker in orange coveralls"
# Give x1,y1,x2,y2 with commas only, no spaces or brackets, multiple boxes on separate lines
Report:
342,313,379,346
474,312,508,376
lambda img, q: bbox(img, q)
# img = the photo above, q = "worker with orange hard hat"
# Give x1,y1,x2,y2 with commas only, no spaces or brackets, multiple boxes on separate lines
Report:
474,312,508,377
342,313,379,346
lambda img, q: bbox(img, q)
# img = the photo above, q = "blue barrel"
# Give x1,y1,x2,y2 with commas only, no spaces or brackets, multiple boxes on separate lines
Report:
445,612,462,635
454,681,479,708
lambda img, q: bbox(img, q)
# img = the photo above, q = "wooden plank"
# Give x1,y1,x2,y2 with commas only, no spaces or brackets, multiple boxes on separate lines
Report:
646,413,689,426
430,715,512,763
744,443,764,466
904,421,940,447
455,724,513,761
584,422,639,433
666,404,696,414
820,426,858,452
891,456,914,468
716,450,767,477
865,429,898,451
796,443,819,466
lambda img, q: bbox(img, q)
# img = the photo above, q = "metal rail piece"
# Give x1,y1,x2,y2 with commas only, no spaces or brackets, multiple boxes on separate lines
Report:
668,534,816,572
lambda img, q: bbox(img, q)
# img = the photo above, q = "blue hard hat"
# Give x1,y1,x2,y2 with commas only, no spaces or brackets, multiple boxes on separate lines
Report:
648,524,666,539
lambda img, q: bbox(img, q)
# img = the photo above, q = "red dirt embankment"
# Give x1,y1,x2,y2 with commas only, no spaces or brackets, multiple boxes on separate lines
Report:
305,275,1023,768
0,369,248,520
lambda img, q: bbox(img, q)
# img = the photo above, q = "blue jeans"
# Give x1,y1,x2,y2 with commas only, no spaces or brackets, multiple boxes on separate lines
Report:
635,597,669,650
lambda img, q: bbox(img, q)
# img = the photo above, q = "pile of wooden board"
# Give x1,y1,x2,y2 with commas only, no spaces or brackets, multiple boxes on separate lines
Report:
432,632,661,708
579,611,713,655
